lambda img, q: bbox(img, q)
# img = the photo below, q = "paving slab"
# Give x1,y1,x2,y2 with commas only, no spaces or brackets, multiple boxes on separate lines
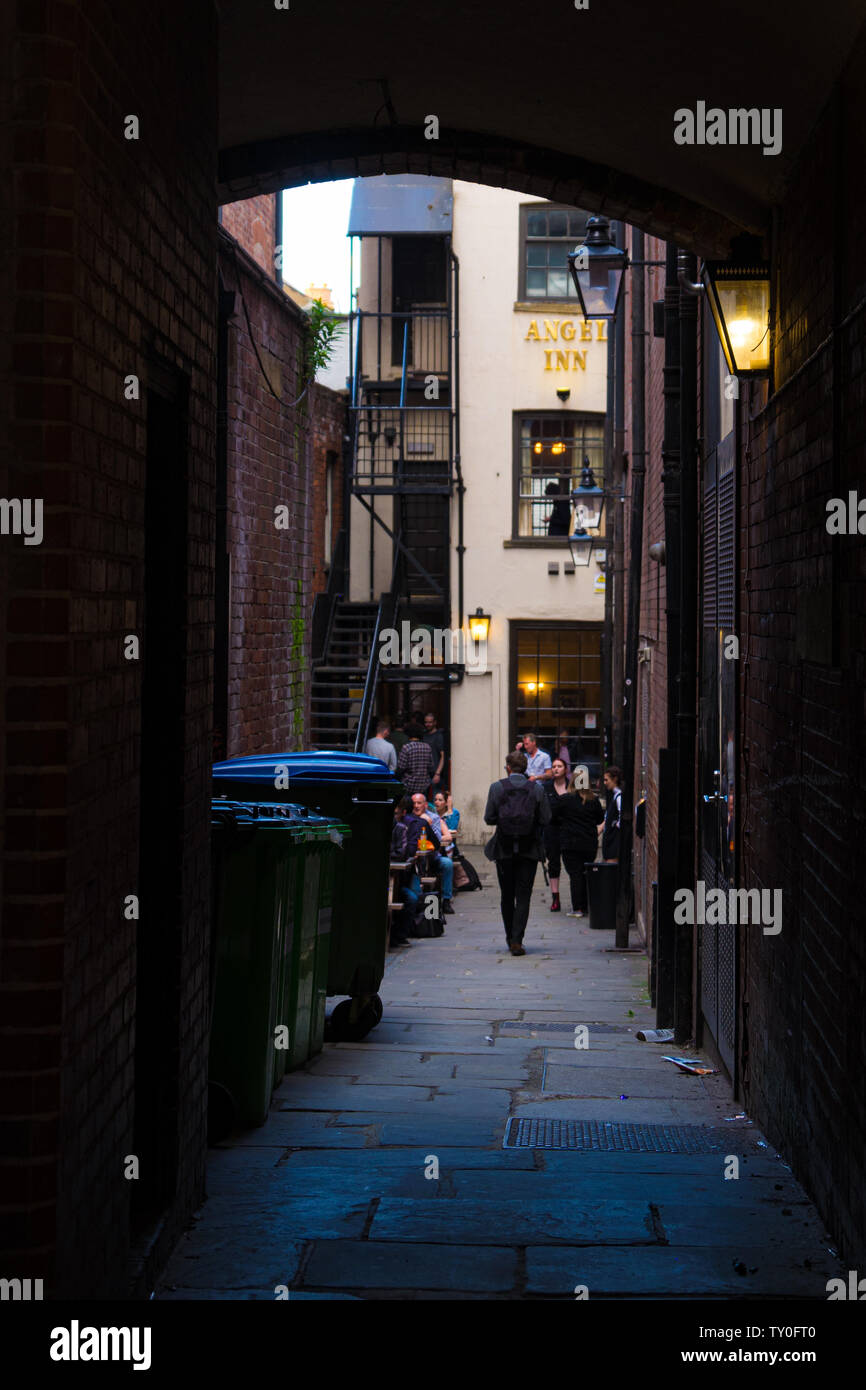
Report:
547,1045,690,1070
302,1239,518,1292
159,1231,306,1292
512,1095,723,1124
542,1062,707,1098
275,1080,434,1111
525,1245,844,1298
535,1149,800,1178
277,1147,538,1174
376,1117,505,1147
655,1202,831,1247
369,1196,657,1245
449,1169,809,1205
231,1113,372,1148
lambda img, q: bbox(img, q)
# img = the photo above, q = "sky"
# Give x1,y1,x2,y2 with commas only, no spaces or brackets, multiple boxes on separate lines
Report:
281,180,356,314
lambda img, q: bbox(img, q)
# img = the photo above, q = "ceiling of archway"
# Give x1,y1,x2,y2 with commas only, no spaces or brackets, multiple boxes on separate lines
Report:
217,0,863,255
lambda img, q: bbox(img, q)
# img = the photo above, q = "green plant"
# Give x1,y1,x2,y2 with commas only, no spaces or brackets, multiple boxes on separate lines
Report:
305,299,346,378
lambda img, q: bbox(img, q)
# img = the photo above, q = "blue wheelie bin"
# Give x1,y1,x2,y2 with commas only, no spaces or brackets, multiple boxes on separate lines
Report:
213,753,403,1040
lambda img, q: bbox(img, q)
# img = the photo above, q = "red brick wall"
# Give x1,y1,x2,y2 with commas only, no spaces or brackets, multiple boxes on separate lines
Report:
738,34,866,1262
219,231,313,756
1,0,217,1294
309,383,347,597
220,194,277,275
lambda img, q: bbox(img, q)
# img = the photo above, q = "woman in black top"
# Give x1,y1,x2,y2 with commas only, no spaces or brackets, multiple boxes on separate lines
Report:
543,757,571,911
552,780,604,916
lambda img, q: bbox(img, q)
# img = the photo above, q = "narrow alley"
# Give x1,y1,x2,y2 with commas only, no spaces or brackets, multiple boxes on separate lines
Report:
158,864,838,1301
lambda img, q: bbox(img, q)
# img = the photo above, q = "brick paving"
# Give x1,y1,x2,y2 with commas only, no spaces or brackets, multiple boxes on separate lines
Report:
157,855,842,1300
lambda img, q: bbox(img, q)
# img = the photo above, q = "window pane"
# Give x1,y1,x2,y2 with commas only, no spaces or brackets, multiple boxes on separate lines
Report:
513,626,603,768
526,268,546,295
547,211,567,236
526,244,547,267
548,269,569,298
569,212,586,237
526,210,547,237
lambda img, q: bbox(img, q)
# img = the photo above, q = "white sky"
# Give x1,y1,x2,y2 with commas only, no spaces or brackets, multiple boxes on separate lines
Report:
281,180,356,314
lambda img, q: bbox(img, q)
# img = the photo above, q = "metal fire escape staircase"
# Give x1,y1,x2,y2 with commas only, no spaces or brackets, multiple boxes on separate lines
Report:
310,302,457,752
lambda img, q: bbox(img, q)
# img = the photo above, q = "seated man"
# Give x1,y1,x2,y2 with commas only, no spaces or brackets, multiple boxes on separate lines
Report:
410,791,455,914
390,800,421,945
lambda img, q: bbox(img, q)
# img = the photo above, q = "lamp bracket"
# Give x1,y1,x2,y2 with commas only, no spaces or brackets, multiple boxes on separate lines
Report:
677,249,703,296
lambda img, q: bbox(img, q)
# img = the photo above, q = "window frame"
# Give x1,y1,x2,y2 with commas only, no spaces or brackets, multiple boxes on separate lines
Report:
508,619,604,769
517,203,590,304
511,409,606,543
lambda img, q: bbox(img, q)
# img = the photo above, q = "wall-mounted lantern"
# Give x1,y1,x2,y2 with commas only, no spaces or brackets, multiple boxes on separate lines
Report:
468,607,490,644
567,215,629,322
701,257,771,376
568,460,606,567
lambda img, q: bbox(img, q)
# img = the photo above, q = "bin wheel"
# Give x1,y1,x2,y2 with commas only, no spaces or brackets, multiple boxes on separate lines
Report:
327,995,382,1042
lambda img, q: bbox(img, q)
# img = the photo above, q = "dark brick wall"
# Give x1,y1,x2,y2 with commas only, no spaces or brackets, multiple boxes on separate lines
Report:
1,0,218,1294
621,236,669,952
739,32,866,1263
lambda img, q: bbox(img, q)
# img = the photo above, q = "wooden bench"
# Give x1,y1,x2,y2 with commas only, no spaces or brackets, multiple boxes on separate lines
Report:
387,860,412,949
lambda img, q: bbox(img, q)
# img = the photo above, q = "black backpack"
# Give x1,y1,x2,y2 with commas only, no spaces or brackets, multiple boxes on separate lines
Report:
497,780,538,840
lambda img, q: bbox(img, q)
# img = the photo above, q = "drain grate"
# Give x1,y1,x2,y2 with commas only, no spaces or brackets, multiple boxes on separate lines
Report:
503,1118,722,1153
500,1022,633,1034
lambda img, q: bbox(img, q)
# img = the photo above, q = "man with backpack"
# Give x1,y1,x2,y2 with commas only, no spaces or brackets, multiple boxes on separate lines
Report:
483,750,551,955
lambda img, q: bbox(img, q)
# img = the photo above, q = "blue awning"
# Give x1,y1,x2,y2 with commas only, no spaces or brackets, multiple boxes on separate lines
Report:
348,175,453,237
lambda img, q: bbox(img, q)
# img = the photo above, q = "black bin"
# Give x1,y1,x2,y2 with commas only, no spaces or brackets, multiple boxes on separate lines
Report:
585,861,618,930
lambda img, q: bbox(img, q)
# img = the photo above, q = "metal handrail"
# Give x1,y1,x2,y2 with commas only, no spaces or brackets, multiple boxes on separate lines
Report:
399,320,409,410
353,545,401,753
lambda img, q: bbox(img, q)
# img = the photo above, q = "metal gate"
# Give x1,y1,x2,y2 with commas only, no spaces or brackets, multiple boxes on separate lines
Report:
699,434,737,1079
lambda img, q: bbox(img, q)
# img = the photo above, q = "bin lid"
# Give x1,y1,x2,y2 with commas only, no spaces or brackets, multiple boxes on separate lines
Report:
211,798,350,842
213,751,401,787
246,801,351,840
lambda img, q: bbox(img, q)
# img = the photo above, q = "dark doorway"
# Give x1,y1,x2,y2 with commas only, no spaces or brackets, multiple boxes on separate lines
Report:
131,368,190,1239
391,235,448,364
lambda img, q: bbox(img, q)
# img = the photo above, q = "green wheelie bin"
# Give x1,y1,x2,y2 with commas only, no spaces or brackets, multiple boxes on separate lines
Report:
212,753,403,1041
246,803,350,1077
208,801,307,1129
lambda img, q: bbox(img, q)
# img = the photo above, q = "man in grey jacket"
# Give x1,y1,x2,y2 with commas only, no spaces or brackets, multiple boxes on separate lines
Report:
483,750,551,955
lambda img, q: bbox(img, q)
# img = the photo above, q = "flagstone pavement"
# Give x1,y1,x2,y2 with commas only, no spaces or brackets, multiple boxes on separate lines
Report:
157,851,842,1300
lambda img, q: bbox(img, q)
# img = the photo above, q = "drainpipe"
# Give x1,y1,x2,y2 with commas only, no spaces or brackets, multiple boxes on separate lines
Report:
604,221,626,766
452,251,463,633
655,242,681,1027
274,191,283,286
214,280,234,761
611,237,626,766
616,229,646,947
675,249,700,1042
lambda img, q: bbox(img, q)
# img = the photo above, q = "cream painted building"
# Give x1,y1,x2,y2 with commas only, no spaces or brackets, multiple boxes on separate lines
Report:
324,177,608,843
